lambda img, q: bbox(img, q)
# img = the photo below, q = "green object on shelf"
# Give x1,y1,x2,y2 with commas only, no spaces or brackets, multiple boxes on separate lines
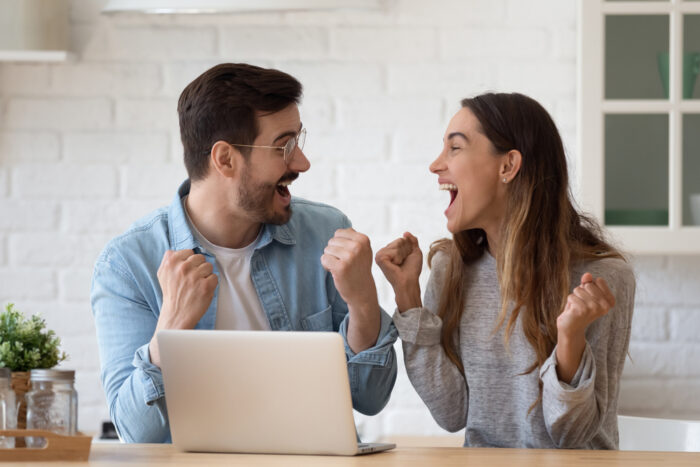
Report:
605,209,668,226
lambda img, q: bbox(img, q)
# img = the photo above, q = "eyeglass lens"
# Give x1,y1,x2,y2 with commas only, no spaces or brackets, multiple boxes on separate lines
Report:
283,129,306,163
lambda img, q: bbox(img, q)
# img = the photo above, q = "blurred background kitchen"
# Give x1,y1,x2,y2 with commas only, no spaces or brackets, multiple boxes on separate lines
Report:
0,0,699,440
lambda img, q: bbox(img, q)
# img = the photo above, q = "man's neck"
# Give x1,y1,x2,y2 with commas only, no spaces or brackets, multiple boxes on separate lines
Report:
185,180,262,249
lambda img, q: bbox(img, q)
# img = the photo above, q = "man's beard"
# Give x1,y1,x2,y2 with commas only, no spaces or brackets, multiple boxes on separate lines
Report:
238,164,297,225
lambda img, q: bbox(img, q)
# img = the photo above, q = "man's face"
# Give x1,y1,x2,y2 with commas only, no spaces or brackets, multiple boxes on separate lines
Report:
236,104,310,225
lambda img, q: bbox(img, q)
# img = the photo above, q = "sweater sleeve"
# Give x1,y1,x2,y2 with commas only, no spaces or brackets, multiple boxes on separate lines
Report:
393,252,469,433
539,258,635,448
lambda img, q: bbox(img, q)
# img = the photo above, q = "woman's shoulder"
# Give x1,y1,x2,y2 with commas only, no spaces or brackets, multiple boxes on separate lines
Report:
574,255,636,298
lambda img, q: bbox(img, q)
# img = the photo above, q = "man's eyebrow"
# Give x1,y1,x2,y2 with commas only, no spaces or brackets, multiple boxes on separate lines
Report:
446,132,469,143
273,122,303,143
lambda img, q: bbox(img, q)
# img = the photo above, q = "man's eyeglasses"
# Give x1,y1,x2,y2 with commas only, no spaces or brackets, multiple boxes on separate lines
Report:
229,128,306,165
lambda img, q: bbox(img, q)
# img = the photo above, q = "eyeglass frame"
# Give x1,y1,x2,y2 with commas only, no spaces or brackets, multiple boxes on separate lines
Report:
225,127,306,165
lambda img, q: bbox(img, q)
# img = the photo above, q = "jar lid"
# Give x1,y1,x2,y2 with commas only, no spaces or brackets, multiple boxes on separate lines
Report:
0,368,10,379
29,369,75,382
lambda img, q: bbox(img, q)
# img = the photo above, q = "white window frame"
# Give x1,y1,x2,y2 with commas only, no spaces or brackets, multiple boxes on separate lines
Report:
578,0,700,254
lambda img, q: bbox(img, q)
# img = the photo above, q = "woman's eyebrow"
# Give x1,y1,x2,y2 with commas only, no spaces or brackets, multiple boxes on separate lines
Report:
446,132,469,143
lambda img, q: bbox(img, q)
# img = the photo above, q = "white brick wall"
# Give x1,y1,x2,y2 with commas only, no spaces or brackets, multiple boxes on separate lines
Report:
1,0,698,438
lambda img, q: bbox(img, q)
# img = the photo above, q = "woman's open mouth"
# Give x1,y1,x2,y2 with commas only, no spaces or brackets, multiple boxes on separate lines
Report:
439,183,458,212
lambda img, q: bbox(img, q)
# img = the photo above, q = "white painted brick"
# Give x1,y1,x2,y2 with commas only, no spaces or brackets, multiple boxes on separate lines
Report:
51,63,162,96
392,127,445,163
303,129,387,164
0,236,5,265
59,335,101,372
391,201,451,242
669,308,700,342
496,62,576,100
624,343,700,377
667,379,700,414
106,26,217,60
618,379,670,413
388,63,494,99
505,0,576,28
12,165,118,198
290,163,337,200
668,257,700,305
74,371,107,407
299,98,335,132
340,97,443,129
78,404,110,437
630,306,669,342
274,63,384,97
338,164,442,201
0,200,59,231
396,0,505,25
553,98,577,132
62,200,160,234
18,300,97,339
0,168,7,196
9,233,111,268
552,27,577,60
220,27,328,60
0,64,50,94
0,132,60,163
332,28,436,62
635,267,685,306
115,98,178,130
64,131,169,164
122,164,187,199
4,98,112,130
59,268,94,301
284,10,389,26
0,268,56,299
441,29,549,60
162,61,222,96
336,200,390,237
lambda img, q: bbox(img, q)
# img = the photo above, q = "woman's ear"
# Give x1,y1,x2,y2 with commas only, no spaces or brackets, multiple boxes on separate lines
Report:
210,141,239,179
500,149,522,183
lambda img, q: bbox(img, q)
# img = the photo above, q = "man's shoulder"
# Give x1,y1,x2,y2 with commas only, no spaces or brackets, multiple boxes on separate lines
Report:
289,197,350,229
96,205,170,266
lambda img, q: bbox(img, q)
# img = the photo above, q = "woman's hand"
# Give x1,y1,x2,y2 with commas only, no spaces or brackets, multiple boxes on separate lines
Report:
555,272,616,382
557,272,616,339
375,232,423,312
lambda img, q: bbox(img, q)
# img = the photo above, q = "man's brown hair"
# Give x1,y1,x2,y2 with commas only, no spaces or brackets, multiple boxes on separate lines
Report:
177,63,302,181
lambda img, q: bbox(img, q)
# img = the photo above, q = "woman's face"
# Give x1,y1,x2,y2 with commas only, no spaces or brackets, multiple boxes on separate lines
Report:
429,107,508,234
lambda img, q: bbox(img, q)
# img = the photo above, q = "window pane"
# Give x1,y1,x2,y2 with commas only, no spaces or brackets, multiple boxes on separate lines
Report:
605,15,669,99
683,15,700,100
683,114,700,226
605,114,669,226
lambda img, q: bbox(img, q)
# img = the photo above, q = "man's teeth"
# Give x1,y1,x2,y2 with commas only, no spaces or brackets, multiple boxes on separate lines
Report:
278,180,293,187
439,183,458,191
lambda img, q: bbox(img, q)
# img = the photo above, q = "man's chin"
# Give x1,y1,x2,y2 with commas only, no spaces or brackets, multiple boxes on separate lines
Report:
264,205,292,225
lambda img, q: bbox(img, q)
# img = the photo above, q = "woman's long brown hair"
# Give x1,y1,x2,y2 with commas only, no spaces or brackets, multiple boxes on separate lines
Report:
429,93,623,409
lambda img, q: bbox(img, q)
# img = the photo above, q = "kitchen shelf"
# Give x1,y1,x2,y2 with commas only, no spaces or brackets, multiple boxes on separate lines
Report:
0,50,73,62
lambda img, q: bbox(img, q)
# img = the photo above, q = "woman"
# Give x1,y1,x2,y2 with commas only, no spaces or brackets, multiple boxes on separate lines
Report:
375,92,635,449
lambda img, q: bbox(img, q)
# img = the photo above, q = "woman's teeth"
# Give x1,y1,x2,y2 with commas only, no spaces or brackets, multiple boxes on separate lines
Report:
439,183,457,191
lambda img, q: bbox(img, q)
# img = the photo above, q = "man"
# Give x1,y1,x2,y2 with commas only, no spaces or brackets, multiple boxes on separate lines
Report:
91,63,398,443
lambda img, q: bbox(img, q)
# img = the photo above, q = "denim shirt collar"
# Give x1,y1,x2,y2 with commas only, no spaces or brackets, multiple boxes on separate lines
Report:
167,179,296,252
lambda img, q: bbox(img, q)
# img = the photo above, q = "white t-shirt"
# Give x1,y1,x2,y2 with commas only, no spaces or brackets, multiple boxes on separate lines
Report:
184,201,270,331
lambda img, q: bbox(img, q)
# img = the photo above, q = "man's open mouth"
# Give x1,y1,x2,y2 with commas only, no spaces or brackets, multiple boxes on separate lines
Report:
276,180,292,197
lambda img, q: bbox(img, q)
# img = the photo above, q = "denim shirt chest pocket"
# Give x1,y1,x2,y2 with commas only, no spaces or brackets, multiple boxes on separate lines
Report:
300,305,333,331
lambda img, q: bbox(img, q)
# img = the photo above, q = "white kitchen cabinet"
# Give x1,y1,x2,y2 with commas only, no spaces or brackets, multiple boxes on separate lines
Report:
579,0,700,253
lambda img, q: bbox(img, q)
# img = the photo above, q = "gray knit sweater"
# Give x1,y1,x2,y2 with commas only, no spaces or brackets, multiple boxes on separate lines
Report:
393,251,635,449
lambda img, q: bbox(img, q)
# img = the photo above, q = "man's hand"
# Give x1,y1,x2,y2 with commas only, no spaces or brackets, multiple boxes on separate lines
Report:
321,228,378,311
149,249,218,367
375,232,423,312
321,228,380,352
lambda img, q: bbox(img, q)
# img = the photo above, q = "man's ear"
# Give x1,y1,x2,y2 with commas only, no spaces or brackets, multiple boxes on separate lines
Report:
210,141,240,179
500,149,522,182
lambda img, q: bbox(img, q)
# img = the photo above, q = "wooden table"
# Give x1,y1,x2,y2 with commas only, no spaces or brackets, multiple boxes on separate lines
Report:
15,443,700,466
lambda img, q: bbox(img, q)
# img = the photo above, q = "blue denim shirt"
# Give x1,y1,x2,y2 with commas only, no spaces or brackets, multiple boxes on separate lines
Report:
91,180,398,443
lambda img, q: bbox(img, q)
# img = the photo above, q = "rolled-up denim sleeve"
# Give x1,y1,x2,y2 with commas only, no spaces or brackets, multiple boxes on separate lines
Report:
337,306,398,416
91,258,171,443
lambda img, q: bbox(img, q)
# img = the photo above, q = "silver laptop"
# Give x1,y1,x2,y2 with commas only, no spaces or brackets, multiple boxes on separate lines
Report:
157,330,395,456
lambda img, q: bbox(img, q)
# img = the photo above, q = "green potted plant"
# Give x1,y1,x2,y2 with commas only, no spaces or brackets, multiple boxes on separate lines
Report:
0,303,68,439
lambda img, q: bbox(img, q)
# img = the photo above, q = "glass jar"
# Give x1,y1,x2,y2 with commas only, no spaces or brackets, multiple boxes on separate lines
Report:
0,368,17,448
25,369,78,448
